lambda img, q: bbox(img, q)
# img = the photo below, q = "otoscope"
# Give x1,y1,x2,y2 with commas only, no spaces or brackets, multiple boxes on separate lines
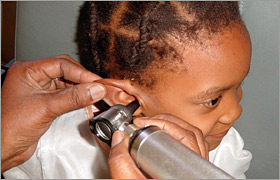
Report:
89,100,234,179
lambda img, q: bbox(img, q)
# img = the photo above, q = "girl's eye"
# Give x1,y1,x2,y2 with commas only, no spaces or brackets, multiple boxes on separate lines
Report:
202,96,222,108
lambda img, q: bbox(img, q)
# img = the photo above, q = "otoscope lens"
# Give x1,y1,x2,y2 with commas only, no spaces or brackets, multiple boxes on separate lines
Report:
95,122,112,141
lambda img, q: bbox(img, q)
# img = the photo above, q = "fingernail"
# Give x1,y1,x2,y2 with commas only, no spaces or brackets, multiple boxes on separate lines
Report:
111,131,124,148
89,84,106,101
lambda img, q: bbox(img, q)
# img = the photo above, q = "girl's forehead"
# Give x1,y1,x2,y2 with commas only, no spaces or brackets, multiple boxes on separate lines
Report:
151,25,251,91
139,24,251,91
178,25,250,71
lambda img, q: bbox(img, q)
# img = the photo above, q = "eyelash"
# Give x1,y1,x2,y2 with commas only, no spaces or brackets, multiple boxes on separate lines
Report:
202,95,222,108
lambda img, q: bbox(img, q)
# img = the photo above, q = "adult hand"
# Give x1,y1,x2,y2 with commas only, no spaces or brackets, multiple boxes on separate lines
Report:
1,55,106,173
108,114,209,179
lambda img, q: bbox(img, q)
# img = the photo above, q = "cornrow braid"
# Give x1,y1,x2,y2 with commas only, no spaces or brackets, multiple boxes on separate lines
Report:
131,2,161,73
77,1,243,87
89,2,100,72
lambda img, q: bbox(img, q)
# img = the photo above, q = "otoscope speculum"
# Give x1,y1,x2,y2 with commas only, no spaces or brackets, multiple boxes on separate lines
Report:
89,100,140,145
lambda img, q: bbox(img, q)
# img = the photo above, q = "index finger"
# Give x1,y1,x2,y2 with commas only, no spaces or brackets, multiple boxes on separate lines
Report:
133,116,207,158
25,56,102,86
50,55,102,83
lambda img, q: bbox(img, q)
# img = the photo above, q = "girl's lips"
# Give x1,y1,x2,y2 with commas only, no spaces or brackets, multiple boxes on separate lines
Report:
207,129,229,139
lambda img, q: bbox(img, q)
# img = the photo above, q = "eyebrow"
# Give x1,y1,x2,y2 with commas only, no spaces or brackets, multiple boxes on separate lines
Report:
193,86,231,100
193,67,251,101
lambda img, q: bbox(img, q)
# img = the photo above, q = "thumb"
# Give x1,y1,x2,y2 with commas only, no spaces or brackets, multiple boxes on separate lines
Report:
47,83,106,117
109,131,146,179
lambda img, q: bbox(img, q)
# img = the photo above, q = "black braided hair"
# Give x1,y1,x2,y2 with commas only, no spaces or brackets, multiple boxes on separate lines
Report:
76,1,243,87
133,2,160,67
88,3,99,74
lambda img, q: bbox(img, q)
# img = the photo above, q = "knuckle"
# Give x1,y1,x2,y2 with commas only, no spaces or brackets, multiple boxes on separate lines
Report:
57,54,80,67
69,86,82,108
188,131,196,139
193,128,203,137
182,131,196,141
58,54,72,60
180,137,200,154
179,131,196,144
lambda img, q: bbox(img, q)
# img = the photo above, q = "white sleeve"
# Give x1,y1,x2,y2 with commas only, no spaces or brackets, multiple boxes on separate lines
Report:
3,108,110,179
209,127,252,179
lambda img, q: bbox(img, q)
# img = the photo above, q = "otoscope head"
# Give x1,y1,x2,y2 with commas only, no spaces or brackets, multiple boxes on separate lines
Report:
89,100,139,145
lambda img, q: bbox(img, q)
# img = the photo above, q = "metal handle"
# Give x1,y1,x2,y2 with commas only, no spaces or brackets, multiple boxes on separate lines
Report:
130,126,234,179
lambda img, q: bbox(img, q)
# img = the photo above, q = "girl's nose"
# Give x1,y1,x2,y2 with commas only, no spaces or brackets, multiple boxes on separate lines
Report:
218,90,243,124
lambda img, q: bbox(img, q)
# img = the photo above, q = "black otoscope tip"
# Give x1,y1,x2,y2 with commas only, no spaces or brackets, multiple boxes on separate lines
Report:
126,100,140,114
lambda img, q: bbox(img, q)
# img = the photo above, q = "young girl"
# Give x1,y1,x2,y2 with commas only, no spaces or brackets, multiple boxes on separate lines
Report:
3,1,252,179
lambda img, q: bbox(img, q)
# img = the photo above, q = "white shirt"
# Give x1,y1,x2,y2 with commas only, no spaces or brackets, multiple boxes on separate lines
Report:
209,127,252,179
3,108,252,179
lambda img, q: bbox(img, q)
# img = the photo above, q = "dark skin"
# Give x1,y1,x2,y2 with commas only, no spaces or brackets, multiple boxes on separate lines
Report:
109,115,209,179
107,23,251,178
1,55,106,173
1,55,208,179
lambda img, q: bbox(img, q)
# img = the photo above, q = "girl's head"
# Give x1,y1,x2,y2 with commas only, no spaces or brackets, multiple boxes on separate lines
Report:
78,1,251,150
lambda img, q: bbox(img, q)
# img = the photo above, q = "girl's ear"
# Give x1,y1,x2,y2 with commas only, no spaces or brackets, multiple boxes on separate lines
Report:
95,78,143,116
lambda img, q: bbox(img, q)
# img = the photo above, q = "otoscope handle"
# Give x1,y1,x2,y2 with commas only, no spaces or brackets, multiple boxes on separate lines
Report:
128,126,234,179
